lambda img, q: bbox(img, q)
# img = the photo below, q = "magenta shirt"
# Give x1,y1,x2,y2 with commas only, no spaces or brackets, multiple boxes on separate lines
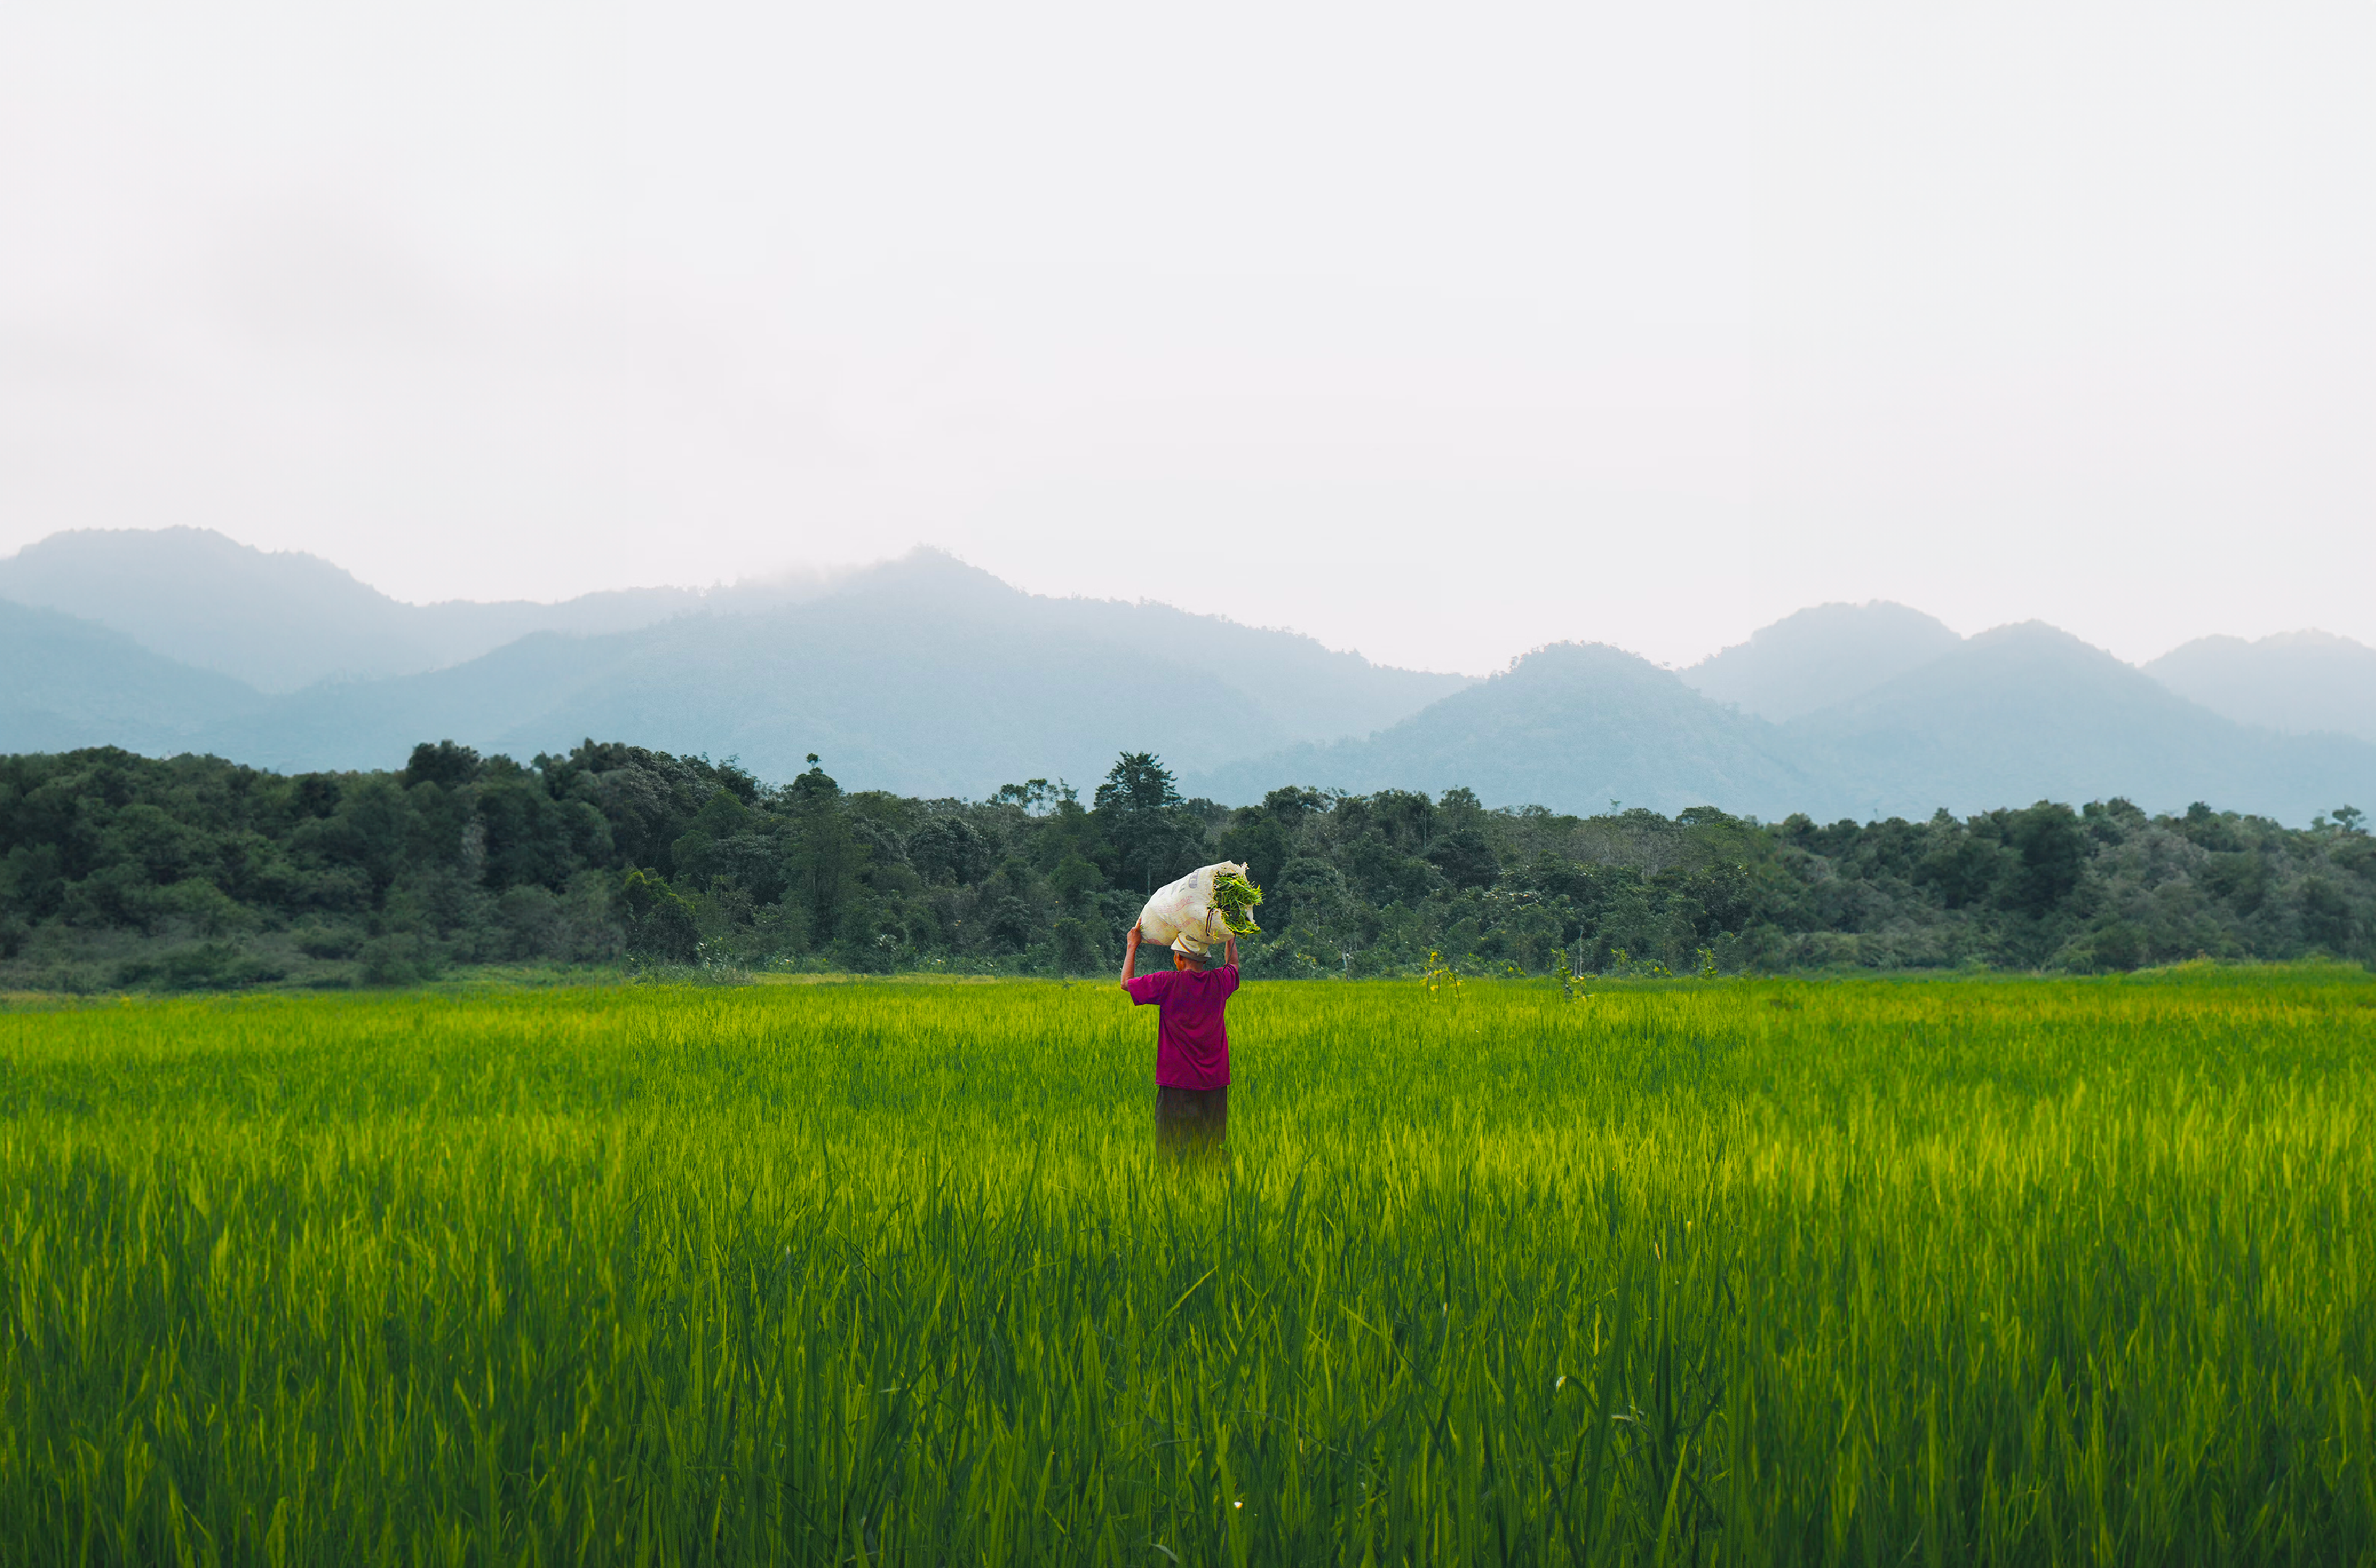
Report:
1123,964,1239,1090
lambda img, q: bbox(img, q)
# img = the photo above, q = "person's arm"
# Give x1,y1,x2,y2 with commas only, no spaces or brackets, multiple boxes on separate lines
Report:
1223,930,1239,971
1118,924,1142,990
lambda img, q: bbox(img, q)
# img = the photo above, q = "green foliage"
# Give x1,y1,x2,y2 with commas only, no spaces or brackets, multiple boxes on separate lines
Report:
3,742,2372,990
3,971,2372,1560
113,940,285,992
1210,867,1263,934
618,868,698,962
1093,750,1204,896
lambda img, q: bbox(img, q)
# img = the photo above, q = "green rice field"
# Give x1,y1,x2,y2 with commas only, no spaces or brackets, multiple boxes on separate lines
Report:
4,966,2373,1564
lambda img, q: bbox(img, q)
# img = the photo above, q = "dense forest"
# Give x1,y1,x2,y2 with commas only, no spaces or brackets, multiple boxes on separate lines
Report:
0,740,2369,992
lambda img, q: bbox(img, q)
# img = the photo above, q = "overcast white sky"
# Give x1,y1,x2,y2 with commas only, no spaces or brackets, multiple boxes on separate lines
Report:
4,3,2369,674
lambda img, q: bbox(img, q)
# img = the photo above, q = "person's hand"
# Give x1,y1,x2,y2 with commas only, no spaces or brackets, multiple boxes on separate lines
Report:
1125,924,1141,946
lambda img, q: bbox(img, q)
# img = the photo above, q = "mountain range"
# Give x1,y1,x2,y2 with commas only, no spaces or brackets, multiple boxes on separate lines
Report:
1189,616,2372,823
2,529,2370,823
0,530,1471,797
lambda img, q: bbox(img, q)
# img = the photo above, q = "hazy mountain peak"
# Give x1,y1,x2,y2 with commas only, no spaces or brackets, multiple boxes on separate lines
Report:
1963,619,2102,654
0,527,701,692
3,526,378,606
1818,620,2154,722
841,547,1025,606
0,527,421,692
2146,628,2376,743
1502,639,1678,685
1189,638,1818,815
2240,628,2364,654
1681,600,1962,722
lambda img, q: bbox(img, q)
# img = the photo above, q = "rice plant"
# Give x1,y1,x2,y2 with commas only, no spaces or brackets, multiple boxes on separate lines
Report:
3,966,2371,1563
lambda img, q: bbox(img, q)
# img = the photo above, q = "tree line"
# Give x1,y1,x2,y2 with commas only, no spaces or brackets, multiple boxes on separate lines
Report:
0,740,2367,991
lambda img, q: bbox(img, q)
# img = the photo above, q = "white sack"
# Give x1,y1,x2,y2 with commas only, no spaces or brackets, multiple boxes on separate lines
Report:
1137,861,1248,956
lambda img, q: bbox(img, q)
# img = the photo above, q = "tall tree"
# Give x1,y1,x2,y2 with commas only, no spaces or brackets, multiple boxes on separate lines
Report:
785,755,864,943
1093,753,1193,893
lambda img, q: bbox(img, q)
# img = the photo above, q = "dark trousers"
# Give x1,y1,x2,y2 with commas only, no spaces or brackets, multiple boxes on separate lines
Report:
1155,1085,1228,1156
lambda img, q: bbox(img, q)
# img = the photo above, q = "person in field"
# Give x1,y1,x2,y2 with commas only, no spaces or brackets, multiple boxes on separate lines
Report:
1117,922,1239,1158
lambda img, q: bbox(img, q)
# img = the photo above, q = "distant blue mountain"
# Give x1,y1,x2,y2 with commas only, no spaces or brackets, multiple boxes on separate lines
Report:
0,600,267,753
1,539,1470,796
1785,621,2372,823
1680,601,1964,722
1189,642,1821,818
0,527,701,692
1188,625,2375,825
2147,630,2376,745
4,529,2369,824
